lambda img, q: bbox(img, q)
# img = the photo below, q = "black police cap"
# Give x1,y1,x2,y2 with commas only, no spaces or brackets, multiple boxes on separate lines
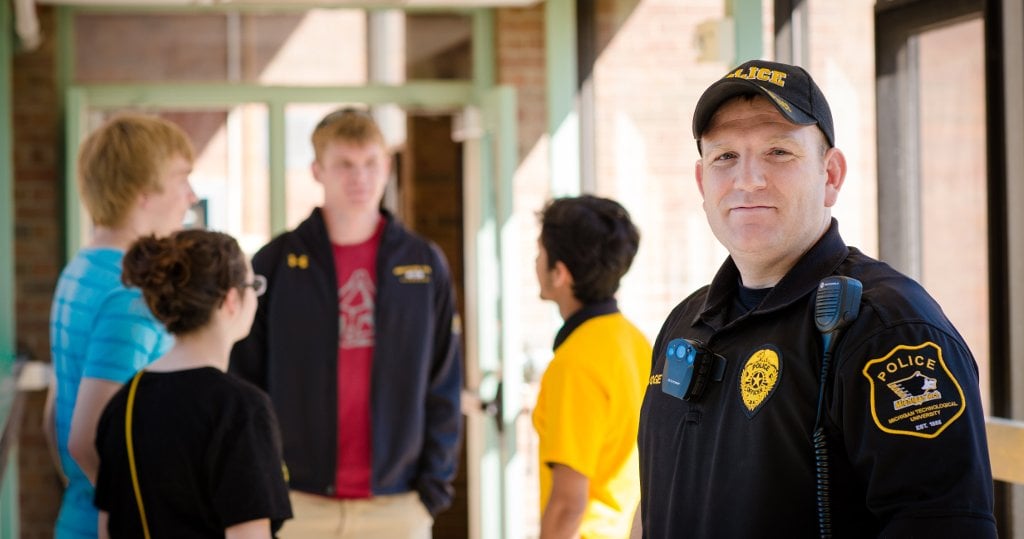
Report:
692,60,835,152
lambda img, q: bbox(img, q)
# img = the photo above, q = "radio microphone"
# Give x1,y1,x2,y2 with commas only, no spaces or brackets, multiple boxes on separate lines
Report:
812,276,862,539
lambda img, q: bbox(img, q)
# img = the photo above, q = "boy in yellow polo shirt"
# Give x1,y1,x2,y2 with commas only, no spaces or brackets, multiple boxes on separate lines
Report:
532,195,651,539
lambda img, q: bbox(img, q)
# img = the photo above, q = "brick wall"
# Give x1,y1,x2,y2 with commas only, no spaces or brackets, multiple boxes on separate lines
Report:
495,3,553,373
12,5,65,538
587,0,878,342
592,0,730,342
808,0,878,254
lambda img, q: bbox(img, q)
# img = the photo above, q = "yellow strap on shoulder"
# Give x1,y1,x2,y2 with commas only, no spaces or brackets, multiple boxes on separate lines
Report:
126,370,152,539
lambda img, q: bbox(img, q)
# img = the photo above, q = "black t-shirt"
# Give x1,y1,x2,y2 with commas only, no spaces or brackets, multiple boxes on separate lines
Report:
95,367,292,537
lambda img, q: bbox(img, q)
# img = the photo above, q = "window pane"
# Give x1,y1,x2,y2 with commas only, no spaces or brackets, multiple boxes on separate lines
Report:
406,13,472,80
241,10,367,85
74,10,368,85
75,13,228,82
918,17,990,405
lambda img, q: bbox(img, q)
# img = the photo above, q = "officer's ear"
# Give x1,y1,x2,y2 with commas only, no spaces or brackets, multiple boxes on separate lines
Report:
695,158,706,199
823,147,847,208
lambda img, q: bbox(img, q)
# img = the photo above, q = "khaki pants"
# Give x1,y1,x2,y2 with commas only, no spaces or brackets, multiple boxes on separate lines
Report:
279,490,433,539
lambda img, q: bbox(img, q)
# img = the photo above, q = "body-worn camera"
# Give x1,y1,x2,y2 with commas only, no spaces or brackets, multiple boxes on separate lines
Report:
661,338,727,401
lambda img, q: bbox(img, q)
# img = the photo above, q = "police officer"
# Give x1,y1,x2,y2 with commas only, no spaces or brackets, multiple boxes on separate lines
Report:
638,60,996,537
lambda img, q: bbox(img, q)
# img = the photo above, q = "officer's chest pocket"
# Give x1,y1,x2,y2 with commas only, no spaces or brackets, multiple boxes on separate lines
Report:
642,388,704,446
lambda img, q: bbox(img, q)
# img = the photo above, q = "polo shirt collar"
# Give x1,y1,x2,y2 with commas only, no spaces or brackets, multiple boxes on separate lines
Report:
553,299,619,351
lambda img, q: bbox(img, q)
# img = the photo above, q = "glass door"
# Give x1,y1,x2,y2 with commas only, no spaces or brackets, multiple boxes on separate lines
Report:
876,0,991,406
876,0,1013,533
461,85,524,539
915,17,989,402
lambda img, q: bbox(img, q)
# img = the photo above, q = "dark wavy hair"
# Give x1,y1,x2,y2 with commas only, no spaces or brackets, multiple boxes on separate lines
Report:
122,229,248,335
539,195,640,304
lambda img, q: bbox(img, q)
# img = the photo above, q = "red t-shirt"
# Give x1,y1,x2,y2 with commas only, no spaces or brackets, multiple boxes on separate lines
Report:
331,221,383,498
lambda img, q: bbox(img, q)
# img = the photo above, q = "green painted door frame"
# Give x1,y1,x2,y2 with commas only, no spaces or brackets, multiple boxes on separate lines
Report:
1,0,16,373
545,0,580,197
1,0,20,535
485,85,521,539
62,81,478,257
0,0,14,377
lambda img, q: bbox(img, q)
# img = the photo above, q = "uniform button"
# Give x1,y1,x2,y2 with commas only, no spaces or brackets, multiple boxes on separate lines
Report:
326,486,335,495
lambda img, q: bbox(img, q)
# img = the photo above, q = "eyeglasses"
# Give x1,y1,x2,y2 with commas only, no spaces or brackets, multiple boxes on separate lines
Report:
242,274,267,297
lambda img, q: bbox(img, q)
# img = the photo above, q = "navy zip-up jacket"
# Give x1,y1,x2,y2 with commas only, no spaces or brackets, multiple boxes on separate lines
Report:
230,208,463,516
639,219,994,537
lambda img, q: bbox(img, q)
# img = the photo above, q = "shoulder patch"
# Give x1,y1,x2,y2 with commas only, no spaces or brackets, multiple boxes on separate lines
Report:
393,264,432,283
861,342,966,438
739,345,782,418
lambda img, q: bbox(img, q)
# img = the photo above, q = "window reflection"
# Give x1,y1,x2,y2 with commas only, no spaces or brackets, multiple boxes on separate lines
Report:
917,17,990,407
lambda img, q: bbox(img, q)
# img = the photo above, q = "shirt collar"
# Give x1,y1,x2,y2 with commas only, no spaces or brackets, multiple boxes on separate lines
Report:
695,218,849,330
553,299,619,351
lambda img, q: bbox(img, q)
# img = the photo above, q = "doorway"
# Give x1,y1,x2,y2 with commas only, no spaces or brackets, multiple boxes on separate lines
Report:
402,112,467,538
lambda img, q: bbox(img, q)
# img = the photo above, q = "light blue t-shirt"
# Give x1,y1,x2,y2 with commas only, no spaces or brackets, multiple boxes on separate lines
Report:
50,248,172,538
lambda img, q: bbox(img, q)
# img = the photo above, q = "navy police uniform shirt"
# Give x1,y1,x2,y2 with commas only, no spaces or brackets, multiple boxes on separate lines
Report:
638,219,996,538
